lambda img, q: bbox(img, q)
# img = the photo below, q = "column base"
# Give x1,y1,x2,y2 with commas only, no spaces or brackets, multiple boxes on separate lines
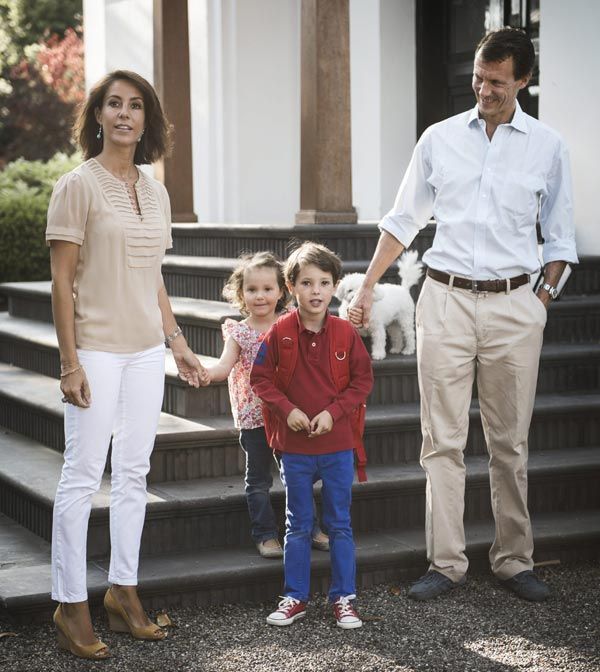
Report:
295,209,358,225
172,212,198,223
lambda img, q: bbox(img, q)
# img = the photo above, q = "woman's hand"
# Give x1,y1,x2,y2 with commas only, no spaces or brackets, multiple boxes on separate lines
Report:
172,344,210,387
60,368,91,408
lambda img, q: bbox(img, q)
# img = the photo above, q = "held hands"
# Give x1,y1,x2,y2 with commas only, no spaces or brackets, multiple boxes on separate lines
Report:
60,368,91,408
287,408,333,438
348,286,374,329
172,344,210,387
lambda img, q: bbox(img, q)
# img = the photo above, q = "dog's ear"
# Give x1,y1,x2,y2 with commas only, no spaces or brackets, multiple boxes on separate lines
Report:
372,285,385,301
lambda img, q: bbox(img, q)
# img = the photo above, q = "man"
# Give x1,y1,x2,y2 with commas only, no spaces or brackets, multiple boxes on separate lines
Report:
349,28,577,602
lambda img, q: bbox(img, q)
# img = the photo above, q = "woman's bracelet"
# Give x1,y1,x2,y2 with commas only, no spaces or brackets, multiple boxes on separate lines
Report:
165,325,183,345
60,365,83,378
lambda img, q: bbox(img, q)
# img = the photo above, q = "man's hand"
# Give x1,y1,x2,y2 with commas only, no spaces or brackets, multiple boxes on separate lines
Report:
348,286,374,329
308,410,333,438
287,408,311,432
535,290,551,310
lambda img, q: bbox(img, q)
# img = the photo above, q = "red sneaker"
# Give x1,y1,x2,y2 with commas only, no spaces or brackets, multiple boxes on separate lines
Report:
332,594,362,629
266,596,307,626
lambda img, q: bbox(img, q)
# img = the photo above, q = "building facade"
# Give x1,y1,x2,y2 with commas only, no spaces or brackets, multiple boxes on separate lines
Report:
84,0,599,254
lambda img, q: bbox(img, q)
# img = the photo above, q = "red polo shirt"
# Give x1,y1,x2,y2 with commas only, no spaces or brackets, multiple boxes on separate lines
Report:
250,310,373,455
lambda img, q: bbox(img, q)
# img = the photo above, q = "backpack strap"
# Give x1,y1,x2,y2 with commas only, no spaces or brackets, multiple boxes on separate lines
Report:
328,317,368,483
273,311,300,393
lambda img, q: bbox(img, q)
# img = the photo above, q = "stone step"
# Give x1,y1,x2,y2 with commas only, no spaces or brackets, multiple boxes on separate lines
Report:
1,363,598,481
168,221,436,260
167,221,600,296
2,315,598,417
2,282,599,359
2,507,599,622
162,255,408,302
1,424,599,559
162,253,600,302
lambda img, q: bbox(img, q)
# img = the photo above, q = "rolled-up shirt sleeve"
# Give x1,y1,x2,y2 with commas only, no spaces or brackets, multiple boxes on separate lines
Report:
540,142,578,265
45,172,90,246
379,129,436,248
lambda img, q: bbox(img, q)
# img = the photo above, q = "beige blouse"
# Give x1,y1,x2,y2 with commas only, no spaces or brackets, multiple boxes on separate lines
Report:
45,158,172,353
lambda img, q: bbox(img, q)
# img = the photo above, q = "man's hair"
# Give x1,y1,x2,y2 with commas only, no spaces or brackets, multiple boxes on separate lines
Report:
476,27,535,80
75,70,172,164
284,242,343,286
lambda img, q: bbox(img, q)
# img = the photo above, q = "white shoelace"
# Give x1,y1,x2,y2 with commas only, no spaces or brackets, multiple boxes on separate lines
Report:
335,594,357,618
277,596,300,611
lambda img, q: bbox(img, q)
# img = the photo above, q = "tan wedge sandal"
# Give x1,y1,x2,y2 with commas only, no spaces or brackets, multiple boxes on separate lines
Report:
53,604,110,660
104,587,165,640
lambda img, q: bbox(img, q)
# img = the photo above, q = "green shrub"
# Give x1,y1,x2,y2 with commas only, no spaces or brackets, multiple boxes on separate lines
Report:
0,151,81,283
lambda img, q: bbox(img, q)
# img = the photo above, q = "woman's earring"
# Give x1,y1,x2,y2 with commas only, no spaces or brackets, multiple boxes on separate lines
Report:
96,125,103,140
138,129,145,143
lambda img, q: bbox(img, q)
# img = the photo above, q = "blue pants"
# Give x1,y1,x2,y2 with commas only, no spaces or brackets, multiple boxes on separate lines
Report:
280,450,355,603
239,427,279,543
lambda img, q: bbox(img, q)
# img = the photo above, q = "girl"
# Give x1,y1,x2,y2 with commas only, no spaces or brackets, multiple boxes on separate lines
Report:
205,252,329,558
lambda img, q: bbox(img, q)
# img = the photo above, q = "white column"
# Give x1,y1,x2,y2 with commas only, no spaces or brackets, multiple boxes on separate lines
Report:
83,0,153,90
350,0,416,221
189,0,300,224
540,1,600,255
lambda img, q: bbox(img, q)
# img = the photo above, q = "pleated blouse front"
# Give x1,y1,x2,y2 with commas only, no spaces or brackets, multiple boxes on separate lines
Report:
45,158,173,353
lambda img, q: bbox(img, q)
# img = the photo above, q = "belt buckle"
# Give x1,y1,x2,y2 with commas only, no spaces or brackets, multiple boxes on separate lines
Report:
471,280,479,293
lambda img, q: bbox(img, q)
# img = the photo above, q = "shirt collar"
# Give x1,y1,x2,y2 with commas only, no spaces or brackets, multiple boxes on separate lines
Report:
467,100,529,134
295,308,330,334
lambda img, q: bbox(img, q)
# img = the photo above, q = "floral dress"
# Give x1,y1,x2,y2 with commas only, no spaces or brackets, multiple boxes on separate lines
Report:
222,319,266,430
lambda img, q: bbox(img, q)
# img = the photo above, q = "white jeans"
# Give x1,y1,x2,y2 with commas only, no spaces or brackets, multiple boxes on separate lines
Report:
51,344,165,602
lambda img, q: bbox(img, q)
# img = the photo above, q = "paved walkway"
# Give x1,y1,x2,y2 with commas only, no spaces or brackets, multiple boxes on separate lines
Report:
1,563,599,671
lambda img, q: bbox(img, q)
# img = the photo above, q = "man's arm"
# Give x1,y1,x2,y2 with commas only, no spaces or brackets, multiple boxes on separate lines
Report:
536,141,578,308
347,231,405,328
536,260,567,308
349,132,435,328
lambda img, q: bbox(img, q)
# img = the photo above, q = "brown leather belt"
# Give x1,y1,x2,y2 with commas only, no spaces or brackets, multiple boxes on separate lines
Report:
427,268,529,293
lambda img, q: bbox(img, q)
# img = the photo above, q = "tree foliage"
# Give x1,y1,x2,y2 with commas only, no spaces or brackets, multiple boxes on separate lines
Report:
0,151,81,283
0,0,83,165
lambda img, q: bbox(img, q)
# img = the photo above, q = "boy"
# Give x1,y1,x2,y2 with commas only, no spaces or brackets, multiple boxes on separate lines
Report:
250,242,373,629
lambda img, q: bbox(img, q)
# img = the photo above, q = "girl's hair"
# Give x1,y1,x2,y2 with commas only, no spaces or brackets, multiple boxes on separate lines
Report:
74,69,172,164
222,251,291,317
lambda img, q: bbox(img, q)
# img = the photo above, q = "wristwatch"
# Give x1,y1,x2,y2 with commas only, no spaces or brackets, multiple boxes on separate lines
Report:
541,282,558,300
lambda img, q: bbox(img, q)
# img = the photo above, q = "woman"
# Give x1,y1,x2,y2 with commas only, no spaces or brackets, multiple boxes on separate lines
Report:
46,70,208,660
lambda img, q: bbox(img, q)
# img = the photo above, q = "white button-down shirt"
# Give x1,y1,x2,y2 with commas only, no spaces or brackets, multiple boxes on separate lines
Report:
380,102,578,279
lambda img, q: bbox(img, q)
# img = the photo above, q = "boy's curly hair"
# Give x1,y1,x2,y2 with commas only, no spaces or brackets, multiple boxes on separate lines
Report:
222,251,291,317
284,241,343,286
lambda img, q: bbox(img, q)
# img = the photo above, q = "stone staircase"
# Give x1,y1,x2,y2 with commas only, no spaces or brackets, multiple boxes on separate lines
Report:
1,221,599,622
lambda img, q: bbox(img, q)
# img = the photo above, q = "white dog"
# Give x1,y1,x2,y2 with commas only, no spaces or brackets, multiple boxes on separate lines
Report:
336,251,423,360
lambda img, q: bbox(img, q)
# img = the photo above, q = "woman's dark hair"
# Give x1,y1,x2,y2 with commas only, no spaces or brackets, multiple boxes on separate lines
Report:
74,70,172,164
476,27,535,81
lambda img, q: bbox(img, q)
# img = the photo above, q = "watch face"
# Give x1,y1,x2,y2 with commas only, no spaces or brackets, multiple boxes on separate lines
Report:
550,287,558,299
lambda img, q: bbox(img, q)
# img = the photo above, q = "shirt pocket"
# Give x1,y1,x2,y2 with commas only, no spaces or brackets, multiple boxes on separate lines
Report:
124,225,165,268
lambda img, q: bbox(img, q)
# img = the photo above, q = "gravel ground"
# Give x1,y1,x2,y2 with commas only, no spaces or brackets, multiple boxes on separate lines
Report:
1,563,599,672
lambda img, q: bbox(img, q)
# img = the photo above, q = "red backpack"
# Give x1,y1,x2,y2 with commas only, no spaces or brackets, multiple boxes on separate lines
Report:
262,310,368,482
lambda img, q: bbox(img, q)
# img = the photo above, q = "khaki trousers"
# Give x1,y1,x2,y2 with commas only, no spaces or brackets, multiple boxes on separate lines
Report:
415,276,547,581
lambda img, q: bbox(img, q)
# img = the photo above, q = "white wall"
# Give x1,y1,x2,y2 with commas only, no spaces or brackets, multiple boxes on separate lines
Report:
83,0,154,176
83,0,153,90
540,1,600,255
350,0,416,221
189,0,300,223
